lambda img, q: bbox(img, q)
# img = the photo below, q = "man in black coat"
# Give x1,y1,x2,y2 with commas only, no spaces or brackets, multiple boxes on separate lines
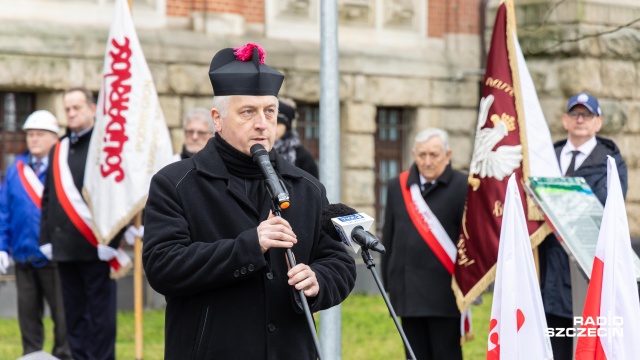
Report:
39,87,122,360
143,43,356,360
539,92,627,360
381,128,467,360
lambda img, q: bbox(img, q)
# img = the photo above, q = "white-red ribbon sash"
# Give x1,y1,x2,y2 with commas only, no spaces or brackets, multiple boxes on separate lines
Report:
399,171,456,274
399,170,473,342
16,161,43,209
53,138,130,274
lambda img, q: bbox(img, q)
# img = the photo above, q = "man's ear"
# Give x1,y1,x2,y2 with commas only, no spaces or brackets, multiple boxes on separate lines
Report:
211,108,222,132
595,116,603,133
561,114,570,131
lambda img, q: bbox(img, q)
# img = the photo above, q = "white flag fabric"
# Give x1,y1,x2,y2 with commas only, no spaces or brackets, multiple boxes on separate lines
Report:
487,174,553,360
83,0,174,244
512,30,561,178
575,156,640,360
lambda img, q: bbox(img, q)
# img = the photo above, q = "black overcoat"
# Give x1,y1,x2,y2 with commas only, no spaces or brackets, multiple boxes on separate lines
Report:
539,136,627,318
39,129,121,261
143,139,356,360
381,163,467,317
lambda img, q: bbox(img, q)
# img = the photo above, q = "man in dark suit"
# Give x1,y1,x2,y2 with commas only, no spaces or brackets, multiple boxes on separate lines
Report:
382,128,467,360
539,92,627,360
143,43,356,359
39,87,122,360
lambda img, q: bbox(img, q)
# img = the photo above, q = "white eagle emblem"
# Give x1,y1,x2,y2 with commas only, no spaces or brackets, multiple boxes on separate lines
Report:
468,95,523,191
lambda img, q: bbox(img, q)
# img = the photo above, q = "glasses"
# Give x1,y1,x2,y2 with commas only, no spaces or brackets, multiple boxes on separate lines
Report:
185,130,212,138
567,112,595,120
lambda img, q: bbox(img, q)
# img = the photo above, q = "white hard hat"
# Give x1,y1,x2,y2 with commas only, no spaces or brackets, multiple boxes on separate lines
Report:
23,110,60,134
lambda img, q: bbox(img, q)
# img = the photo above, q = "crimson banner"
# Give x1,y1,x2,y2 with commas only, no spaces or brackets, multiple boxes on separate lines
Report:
452,0,551,312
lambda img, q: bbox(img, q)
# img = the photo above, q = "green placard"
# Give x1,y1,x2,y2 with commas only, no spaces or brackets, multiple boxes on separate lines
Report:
527,177,640,281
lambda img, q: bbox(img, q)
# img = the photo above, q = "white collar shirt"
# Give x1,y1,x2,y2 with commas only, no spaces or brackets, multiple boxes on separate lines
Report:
560,136,597,176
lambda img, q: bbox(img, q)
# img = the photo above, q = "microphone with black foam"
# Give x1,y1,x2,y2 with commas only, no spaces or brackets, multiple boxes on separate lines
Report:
320,203,385,254
250,144,290,210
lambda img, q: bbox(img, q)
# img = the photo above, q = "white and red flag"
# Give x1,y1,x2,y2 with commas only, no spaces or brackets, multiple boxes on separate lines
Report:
83,0,174,245
575,157,640,360
487,174,553,360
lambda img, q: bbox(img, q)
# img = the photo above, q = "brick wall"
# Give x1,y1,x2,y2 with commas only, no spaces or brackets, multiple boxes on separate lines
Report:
166,0,264,23
167,0,190,17
429,0,482,38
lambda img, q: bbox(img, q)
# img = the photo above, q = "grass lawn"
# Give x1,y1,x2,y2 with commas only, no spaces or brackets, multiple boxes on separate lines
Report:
0,292,492,359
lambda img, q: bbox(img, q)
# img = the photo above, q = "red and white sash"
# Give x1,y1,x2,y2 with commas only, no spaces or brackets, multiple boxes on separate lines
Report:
399,170,473,342
16,161,44,209
53,138,131,276
399,171,456,274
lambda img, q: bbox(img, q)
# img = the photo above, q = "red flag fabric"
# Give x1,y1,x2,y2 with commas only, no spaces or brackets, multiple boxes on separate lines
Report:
575,157,640,360
452,0,554,311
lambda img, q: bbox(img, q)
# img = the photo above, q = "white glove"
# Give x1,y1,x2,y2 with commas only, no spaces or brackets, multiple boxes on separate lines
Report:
39,244,53,261
97,244,118,261
0,251,9,274
124,225,144,246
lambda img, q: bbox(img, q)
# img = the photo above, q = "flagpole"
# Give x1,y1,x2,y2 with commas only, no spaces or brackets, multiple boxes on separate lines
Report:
125,2,144,358
134,213,144,360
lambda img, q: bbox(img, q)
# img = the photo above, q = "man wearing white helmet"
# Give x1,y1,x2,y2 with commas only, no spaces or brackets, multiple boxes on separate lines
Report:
0,110,72,359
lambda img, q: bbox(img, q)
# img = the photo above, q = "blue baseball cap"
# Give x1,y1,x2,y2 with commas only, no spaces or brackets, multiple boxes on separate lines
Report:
567,92,601,116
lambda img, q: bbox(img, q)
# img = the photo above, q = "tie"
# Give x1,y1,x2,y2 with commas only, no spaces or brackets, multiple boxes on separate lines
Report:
421,182,434,198
70,133,79,144
33,159,43,177
565,150,580,177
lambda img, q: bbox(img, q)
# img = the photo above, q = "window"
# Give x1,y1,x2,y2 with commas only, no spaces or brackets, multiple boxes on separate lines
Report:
0,92,36,180
295,102,320,162
374,107,407,235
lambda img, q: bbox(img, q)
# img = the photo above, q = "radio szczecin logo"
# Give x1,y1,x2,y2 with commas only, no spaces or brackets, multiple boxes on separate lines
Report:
546,316,624,338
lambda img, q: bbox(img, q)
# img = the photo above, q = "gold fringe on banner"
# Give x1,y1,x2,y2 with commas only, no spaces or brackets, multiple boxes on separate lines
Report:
452,222,552,313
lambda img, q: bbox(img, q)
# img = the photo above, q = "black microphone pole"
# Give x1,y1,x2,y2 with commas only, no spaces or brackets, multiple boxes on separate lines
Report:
271,204,323,360
252,143,322,360
360,248,417,360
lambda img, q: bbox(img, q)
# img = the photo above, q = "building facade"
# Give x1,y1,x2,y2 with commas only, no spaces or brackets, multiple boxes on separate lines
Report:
0,0,639,236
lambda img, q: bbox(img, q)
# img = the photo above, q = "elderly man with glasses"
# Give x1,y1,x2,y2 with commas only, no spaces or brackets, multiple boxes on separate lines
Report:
538,92,628,360
181,108,215,159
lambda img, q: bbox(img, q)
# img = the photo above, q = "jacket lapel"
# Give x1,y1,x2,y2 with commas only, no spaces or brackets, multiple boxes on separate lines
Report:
192,141,259,218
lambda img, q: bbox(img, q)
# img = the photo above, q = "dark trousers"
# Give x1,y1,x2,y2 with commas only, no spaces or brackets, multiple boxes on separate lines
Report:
546,313,574,360
15,262,72,359
401,316,463,360
58,261,117,360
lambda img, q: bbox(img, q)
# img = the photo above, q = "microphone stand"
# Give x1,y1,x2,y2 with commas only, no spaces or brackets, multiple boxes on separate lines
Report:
272,205,323,360
360,248,417,360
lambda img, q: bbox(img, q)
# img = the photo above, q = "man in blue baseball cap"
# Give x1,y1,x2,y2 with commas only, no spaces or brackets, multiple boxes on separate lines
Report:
539,92,627,360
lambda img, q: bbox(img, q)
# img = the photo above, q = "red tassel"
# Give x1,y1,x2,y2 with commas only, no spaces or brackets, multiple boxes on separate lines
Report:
233,43,265,64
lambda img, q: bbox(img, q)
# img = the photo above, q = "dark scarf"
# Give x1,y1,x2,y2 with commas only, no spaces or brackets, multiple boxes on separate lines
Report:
273,130,300,165
214,135,269,179
214,136,277,211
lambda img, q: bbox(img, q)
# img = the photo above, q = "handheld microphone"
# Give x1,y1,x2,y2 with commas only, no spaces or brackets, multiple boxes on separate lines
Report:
250,144,290,210
320,203,385,254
